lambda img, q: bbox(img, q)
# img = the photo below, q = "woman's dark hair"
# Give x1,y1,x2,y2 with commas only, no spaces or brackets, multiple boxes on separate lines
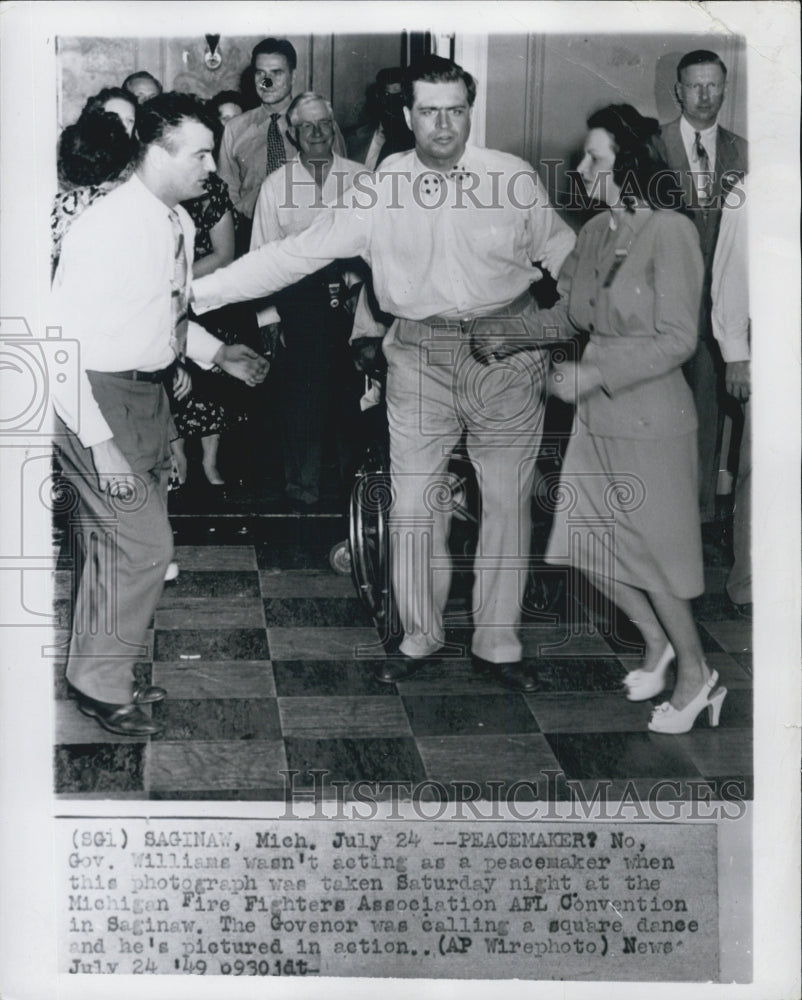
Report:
586,104,673,211
57,109,137,187
81,86,138,119
207,90,244,119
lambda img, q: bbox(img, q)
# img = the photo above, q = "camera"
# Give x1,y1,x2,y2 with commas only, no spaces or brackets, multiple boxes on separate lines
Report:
0,316,80,438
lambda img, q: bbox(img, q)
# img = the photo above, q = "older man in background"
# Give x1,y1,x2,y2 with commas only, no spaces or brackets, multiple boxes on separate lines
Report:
250,92,366,510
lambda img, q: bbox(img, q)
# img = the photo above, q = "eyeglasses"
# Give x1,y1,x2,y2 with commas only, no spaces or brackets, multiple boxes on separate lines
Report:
294,119,334,135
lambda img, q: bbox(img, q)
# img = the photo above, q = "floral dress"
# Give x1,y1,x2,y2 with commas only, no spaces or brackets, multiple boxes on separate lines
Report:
172,173,248,437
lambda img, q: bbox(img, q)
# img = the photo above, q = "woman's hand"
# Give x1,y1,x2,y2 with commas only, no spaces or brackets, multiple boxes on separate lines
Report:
548,361,604,403
172,365,192,400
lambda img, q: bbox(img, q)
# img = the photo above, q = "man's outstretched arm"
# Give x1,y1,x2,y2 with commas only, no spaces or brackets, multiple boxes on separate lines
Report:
192,203,370,314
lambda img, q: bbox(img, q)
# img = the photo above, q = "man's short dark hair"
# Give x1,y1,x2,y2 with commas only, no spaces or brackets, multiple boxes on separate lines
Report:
135,92,216,156
402,55,477,109
122,70,163,94
251,37,297,71
676,50,728,80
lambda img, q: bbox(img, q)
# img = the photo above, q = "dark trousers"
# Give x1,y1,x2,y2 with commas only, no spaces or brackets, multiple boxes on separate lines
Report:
275,271,360,505
56,373,173,703
683,332,724,523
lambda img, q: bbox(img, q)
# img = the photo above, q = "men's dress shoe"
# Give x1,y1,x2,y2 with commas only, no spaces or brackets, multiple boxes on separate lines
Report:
472,655,538,693
132,683,167,705
68,685,164,737
374,650,442,684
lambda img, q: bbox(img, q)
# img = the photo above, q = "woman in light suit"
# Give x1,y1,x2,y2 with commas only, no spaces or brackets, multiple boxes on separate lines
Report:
476,104,727,734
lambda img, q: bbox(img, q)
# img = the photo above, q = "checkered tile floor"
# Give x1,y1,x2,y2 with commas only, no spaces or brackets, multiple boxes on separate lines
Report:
53,515,752,800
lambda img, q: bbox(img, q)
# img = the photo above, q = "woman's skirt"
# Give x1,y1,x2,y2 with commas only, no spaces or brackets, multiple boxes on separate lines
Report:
544,421,704,598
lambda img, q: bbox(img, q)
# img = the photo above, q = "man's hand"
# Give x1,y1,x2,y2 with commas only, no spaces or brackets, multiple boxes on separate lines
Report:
213,343,270,386
548,361,604,403
725,360,750,402
172,364,192,400
90,439,137,497
470,320,532,366
351,337,385,377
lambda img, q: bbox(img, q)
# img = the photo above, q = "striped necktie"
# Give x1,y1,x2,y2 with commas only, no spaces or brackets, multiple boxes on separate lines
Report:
693,131,714,206
168,209,188,362
266,112,286,176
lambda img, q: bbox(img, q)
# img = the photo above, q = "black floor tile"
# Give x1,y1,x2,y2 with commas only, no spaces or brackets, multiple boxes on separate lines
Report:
55,743,146,793
731,652,752,675
695,625,727,654
159,570,261,599
169,517,259,545
272,660,396,697
153,628,269,661
151,698,281,741
284,736,427,786
715,687,752,728
402,693,539,736
263,597,373,628
533,657,626,692
546,731,703,781
692,592,743,622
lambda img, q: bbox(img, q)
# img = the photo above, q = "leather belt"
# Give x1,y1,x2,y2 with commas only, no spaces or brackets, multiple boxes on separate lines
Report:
422,288,533,331
96,367,172,383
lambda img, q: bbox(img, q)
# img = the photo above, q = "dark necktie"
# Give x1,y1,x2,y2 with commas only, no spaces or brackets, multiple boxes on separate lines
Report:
168,210,188,362
694,131,713,206
266,112,286,176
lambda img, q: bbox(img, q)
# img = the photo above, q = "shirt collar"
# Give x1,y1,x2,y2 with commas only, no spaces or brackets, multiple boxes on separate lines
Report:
680,114,718,143
128,171,179,220
410,147,472,178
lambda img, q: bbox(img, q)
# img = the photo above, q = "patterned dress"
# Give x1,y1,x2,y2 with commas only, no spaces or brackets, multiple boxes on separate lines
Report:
173,173,246,437
51,183,115,277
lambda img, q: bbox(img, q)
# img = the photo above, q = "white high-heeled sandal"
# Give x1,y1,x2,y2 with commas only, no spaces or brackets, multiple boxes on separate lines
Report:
623,643,675,702
648,670,727,735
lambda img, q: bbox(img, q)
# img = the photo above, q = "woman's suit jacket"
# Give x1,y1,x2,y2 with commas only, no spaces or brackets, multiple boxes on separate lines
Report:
536,208,704,439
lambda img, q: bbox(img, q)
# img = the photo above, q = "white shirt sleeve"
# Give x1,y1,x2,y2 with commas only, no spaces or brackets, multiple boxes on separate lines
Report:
711,183,749,363
192,202,370,315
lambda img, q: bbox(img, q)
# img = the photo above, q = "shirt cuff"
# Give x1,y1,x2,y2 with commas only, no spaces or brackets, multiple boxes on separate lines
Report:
191,274,221,316
257,305,281,327
715,330,750,363
53,370,114,449
187,319,223,369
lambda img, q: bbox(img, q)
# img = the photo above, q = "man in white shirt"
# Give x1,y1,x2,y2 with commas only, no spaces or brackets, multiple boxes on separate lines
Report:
51,93,269,736
217,38,346,244
250,92,366,510
193,56,575,690
656,50,748,528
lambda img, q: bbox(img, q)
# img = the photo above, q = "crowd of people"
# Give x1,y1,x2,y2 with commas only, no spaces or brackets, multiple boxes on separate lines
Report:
51,39,748,746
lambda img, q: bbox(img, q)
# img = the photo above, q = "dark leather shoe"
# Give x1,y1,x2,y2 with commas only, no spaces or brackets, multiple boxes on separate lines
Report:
472,655,538,693
68,685,164,736
374,650,442,684
133,683,167,704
